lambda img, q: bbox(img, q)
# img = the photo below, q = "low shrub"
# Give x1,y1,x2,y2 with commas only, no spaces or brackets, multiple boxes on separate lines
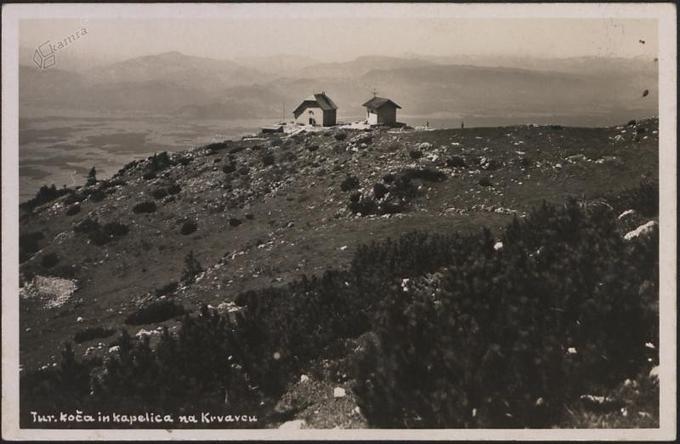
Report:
21,184,69,211
479,176,493,187
400,167,447,182
334,132,347,141
181,251,203,284
340,175,360,192
73,218,101,234
446,155,466,168
222,162,237,174
205,141,230,153
409,150,423,160
102,222,129,237
88,189,107,203
73,326,115,344
132,201,157,214
262,152,276,166
41,252,60,268
373,183,388,199
354,200,658,428
608,178,658,217
155,281,178,297
74,218,128,245
229,218,242,227
124,300,187,325
180,220,197,235
151,188,168,200
20,231,45,263
65,204,81,216
149,152,172,172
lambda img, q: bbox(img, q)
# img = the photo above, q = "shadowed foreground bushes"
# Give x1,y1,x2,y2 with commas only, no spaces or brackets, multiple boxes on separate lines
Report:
20,185,658,428
354,200,658,428
124,300,187,325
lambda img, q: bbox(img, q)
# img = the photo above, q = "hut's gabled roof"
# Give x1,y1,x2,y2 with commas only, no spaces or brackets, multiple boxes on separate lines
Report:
293,92,338,117
362,96,402,111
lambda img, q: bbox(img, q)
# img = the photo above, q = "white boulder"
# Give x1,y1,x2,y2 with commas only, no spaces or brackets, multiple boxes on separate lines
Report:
624,221,657,241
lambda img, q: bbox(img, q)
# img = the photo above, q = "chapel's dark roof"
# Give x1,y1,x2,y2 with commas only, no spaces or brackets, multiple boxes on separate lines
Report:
362,96,402,110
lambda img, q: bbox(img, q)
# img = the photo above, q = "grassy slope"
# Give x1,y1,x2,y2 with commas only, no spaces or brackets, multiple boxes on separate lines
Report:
19,119,658,379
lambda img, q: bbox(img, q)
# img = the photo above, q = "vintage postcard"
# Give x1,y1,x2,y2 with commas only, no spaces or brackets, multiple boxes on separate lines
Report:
1,2,676,441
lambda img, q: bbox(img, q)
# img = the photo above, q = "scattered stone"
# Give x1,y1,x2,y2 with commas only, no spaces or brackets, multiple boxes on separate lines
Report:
624,220,657,241
649,366,660,380
333,387,346,398
279,419,306,430
618,209,636,220
300,374,309,383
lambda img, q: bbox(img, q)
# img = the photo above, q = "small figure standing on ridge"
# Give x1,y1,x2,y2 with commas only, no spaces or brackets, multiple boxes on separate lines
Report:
461,120,465,129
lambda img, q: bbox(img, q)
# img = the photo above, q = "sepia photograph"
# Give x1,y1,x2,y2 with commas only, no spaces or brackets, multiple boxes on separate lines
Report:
1,2,676,440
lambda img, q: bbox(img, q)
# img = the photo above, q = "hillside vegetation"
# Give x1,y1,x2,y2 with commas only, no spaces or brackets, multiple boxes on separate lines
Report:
19,119,659,428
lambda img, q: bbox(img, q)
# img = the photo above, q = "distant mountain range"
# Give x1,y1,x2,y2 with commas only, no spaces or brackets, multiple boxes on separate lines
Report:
20,51,658,122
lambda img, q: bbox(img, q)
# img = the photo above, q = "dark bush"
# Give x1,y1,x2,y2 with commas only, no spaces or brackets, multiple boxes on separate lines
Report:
125,300,187,325
86,167,97,186
383,173,395,183
181,250,203,284
20,231,45,262
149,152,172,172
89,189,107,203
354,200,658,428
21,184,69,211
180,220,197,235
373,183,388,199
73,218,101,234
349,192,361,203
446,156,466,168
340,175,360,192
262,152,276,166
608,178,658,217
63,192,84,206
307,144,319,152
409,150,423,160
132,201,157,214
245,213,255,220
65,204,81,216
73,218,127,245
222,162,237,174
334,132,347,141
151,188,168,200
142,171,157,180
102,222,129,237
238,166,250,176
349,197,378,215
229,145,246,154
73,326,115,344
400,167,447,182
167,183,181,195
205,141,230,153
229,218,242,227
479,176,493,187
41,252,60,268
155,281,178,297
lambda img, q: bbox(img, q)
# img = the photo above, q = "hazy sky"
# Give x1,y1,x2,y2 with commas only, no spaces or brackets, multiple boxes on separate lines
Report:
20,15,658,64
